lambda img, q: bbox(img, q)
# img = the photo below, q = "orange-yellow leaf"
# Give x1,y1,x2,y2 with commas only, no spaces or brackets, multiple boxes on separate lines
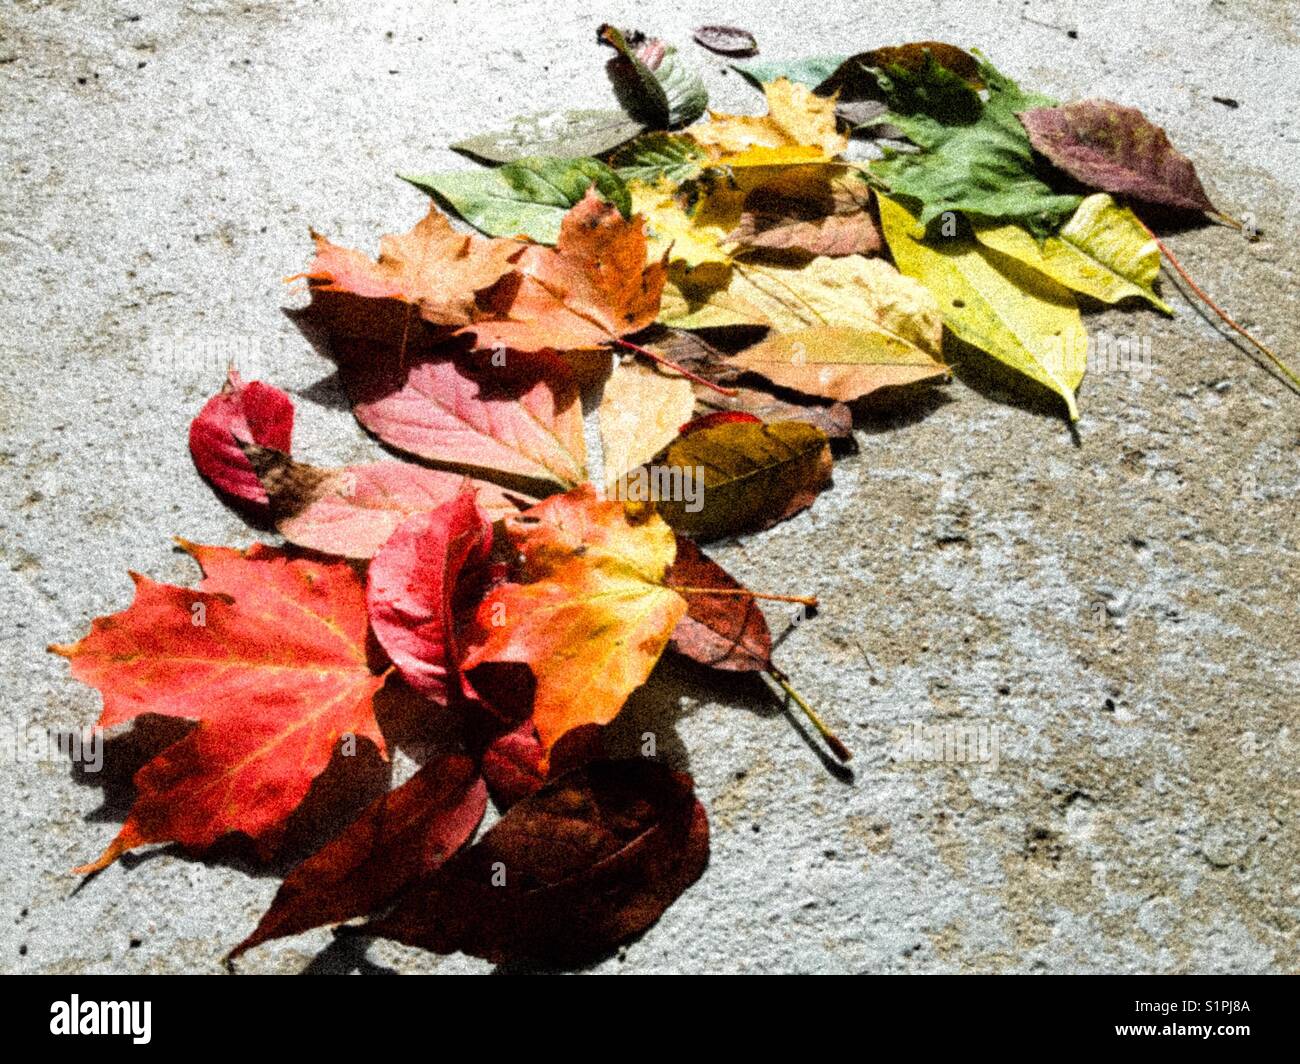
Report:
464,188,666,353
460,485,686,754
689,78,848,160
301,206,519,328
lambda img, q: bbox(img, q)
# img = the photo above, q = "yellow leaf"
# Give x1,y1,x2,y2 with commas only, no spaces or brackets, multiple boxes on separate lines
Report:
630,180,739,268
689,78,847,159
877,194,1087,421
599,360,696,489
722,256,944,400
973,193,1172,314
715,145,830,169
659,262,772,329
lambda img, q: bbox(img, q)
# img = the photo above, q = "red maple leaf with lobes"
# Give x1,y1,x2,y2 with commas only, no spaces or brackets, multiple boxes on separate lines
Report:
51,542,386,873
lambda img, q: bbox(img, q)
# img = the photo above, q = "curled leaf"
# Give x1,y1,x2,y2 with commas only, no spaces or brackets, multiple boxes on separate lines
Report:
599,24,708,128
188,370,294,510
366,490,494,704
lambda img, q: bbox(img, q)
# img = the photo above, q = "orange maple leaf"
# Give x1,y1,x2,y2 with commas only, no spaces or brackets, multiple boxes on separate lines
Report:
461,484,686,754
463,188,667,353
50,543,387,873
301,205,519,328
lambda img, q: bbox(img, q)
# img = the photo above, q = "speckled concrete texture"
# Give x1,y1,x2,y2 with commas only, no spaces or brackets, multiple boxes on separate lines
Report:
2,0,1297,973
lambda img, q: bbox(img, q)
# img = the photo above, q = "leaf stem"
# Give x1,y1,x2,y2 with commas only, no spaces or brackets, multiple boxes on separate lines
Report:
613,337,738,397
1137,219,1300,395
675,586,819,607
767,667,852,763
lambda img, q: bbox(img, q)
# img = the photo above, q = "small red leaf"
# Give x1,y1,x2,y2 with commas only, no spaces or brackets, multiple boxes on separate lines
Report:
666,536,772,671
679,411,762,435
189,370,294,509
367,490,494,705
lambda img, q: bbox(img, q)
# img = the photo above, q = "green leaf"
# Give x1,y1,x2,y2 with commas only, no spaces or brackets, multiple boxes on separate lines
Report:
598,25,708,127
451,109,645,163
869,54,1083,235
730,55,849,90
610,133,708,185
402,157,630,245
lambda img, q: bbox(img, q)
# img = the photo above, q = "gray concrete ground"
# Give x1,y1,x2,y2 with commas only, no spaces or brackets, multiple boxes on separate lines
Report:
1,0,1297,973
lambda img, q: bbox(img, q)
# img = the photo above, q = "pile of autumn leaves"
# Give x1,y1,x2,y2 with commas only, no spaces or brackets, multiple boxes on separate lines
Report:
52,32,1225,967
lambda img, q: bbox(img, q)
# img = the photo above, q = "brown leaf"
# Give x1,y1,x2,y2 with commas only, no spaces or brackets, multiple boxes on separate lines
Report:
693,25,758,57
465,188,667,354
361,759,709,964
300,206,520,328
666,536,772,671
229,755,486,959
726,168,882,257
1018,100,1216,214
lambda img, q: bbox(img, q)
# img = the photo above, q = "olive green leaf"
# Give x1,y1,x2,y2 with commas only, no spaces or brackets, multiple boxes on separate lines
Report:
402,157,630,245
632,420,832,540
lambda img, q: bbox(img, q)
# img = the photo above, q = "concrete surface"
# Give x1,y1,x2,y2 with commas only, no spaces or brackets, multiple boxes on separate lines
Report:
2,0,1297,974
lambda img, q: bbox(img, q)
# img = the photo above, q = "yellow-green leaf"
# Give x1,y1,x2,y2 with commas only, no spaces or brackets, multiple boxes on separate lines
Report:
973,193,1172,314
877,193,1087,421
